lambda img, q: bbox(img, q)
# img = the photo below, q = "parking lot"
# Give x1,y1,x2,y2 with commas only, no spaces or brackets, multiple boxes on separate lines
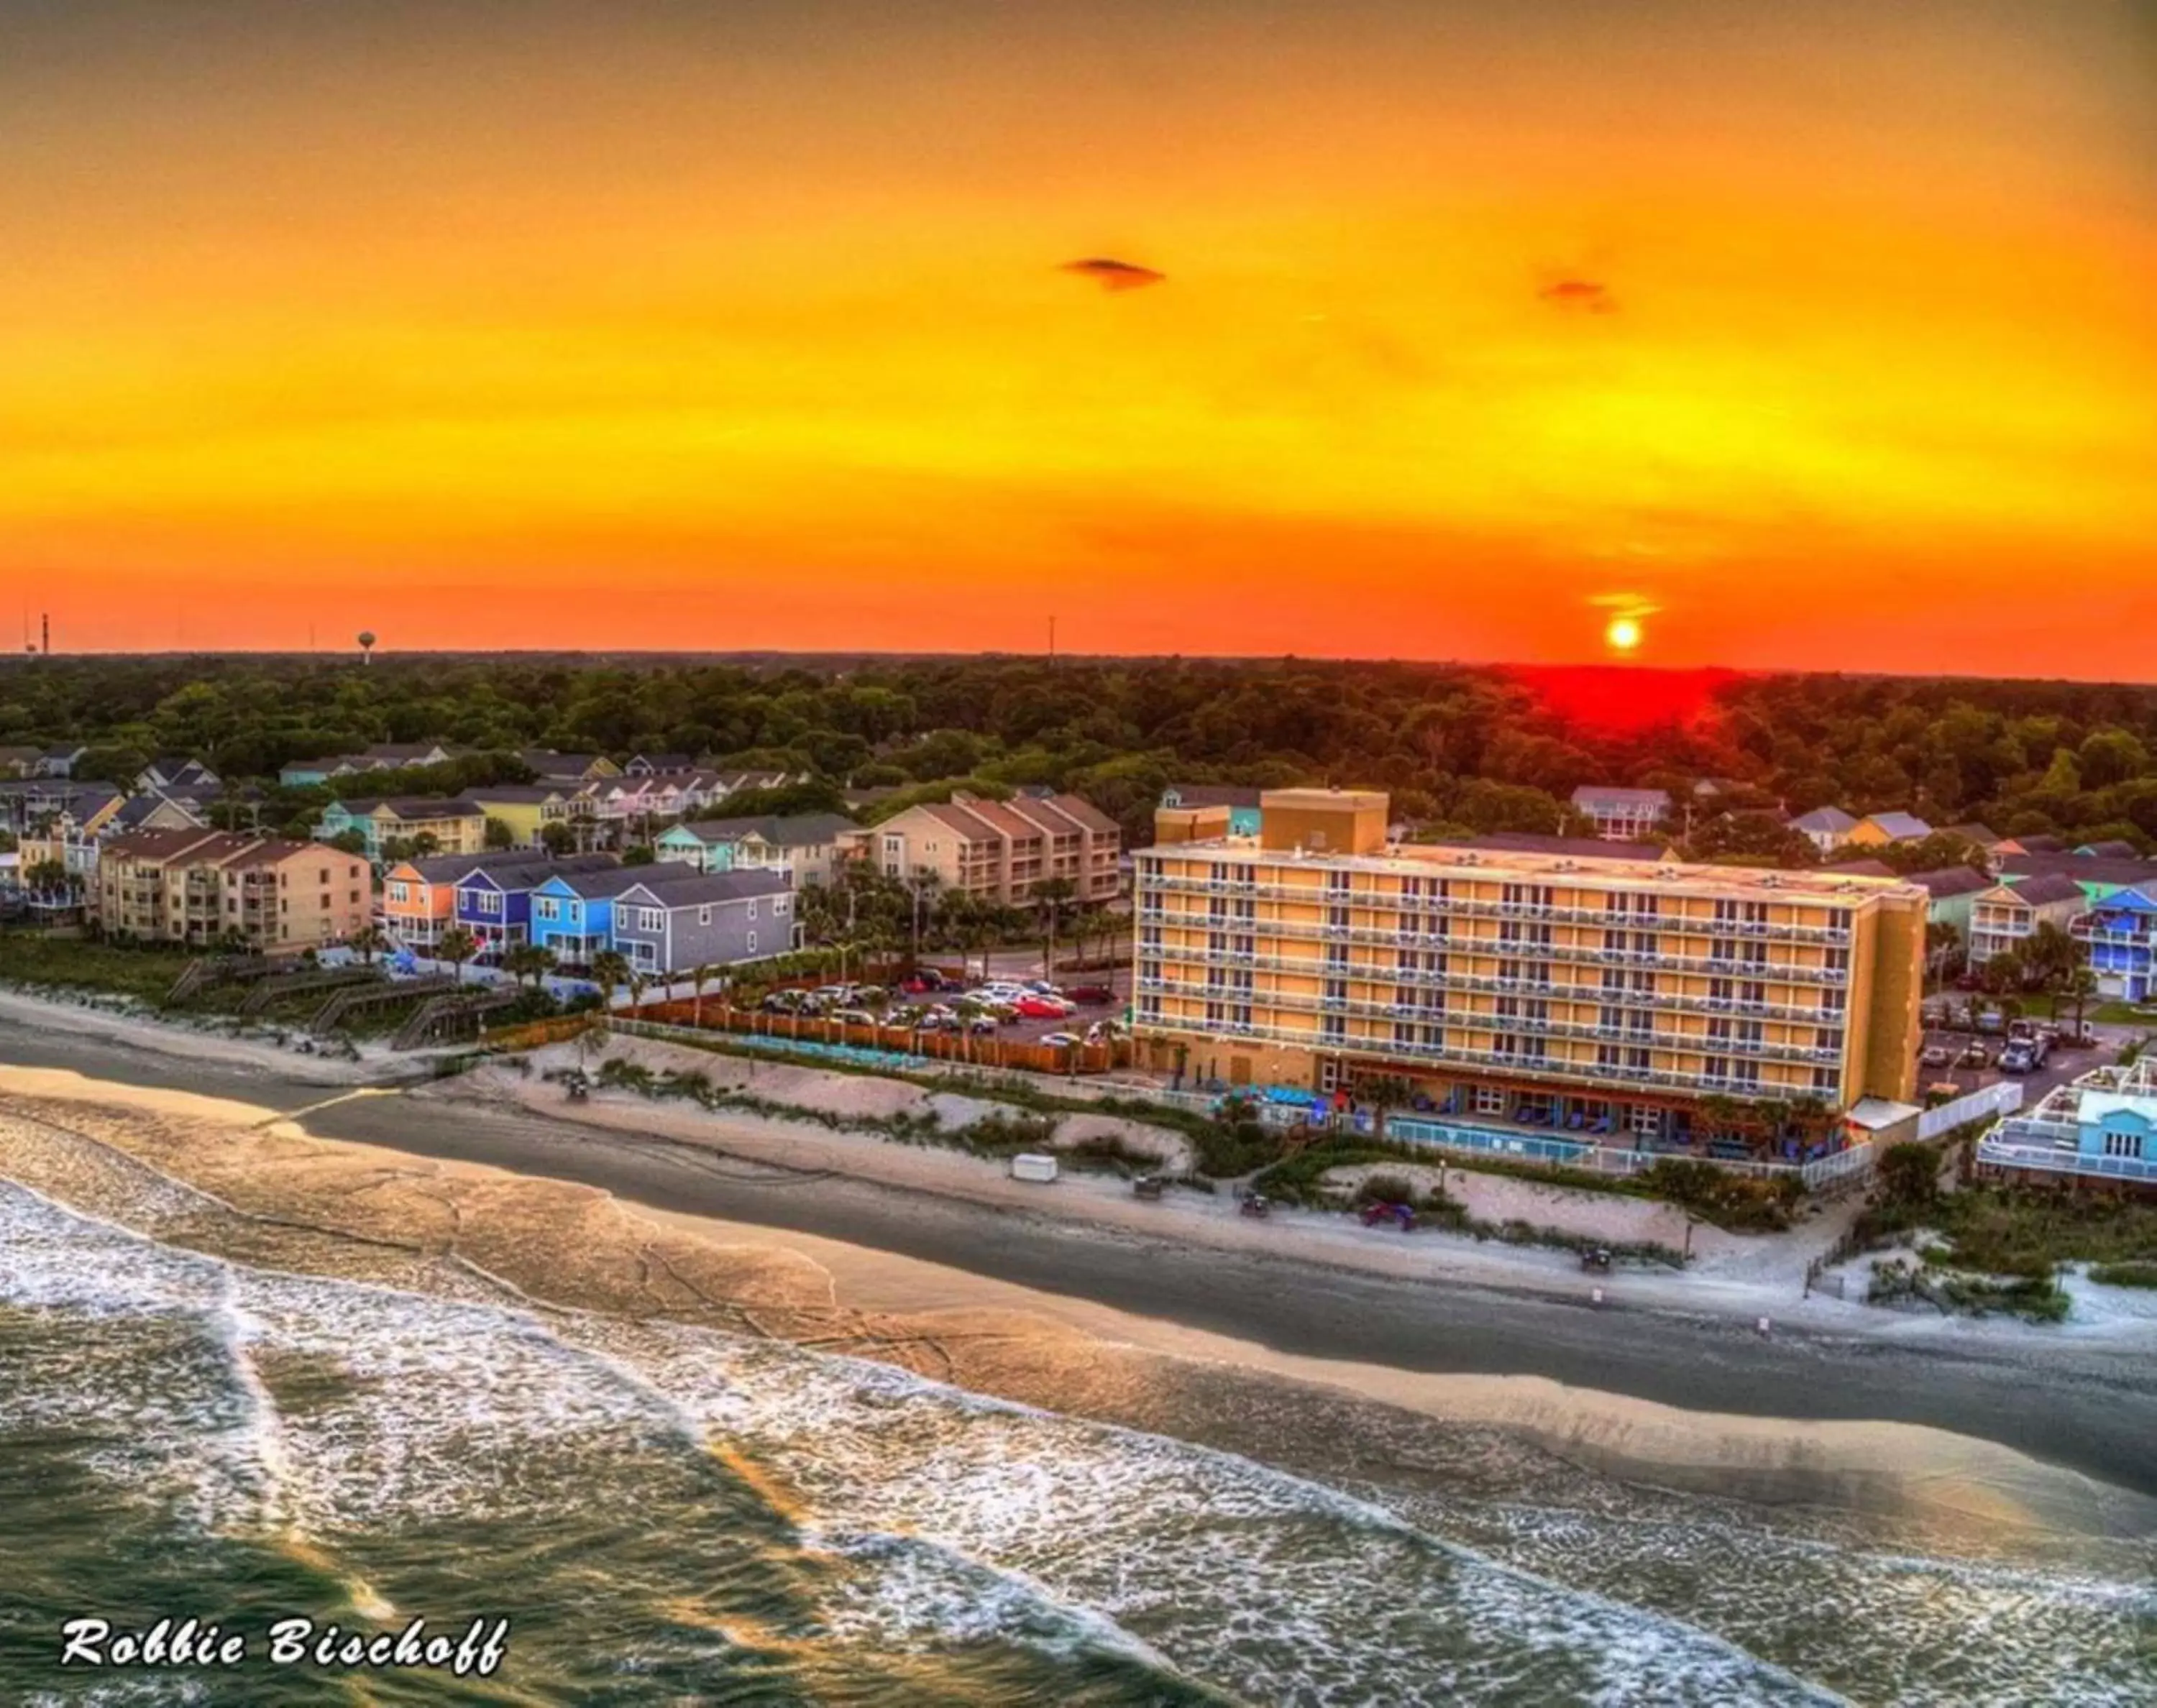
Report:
756,956,1132,1050
1915,1011,2121,1108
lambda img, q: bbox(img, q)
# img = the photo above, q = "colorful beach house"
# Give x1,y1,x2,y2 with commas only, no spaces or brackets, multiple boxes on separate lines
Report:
655,812,858,886
2073,884,2157,1004
381,852,487,949
459,785,579,850
452,854,618,951
317,796,487,860
527,862,704,968
1977,1056,2157,1191
610,870,793,976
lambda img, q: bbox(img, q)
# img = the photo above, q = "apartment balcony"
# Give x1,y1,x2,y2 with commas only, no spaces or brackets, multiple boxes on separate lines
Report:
1138,908,1845,985
1129,1013,1811,1103
1139,872,1853,944
1975,1134,2157,1185
1136,975,1839,1066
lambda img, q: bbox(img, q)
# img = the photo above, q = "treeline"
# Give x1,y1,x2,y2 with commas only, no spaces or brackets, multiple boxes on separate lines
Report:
4,654,2156,851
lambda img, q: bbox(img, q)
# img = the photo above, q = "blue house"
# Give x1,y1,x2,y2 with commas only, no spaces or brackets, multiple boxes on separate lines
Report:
528,862,705,968
1159,784,1263,837
452,854,618,953
2074,883,2157,1004
1977,1059,2157,1190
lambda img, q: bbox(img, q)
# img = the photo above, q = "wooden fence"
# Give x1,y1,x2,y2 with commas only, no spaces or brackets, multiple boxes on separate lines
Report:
622,999,1124,1076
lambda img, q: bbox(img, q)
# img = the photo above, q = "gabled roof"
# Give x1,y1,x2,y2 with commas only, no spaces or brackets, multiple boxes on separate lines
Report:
544,861,711,901
2088,885,2157,915
2076,840,2141,859
458,784,569,804
1859,811,1932,839
618,869,789,909
518,750,609,778
1569,786,1671,810
1043,792,1119,836
334,796,485,820
917,799,1007,842
1821,857,1896,877
2001,873,2088,907
673,812,856,848
957,796,1050,840
456,855,615,893
1941,822,2001,847
1906,866,1991,899
1789,807,1858,834
2006,833,2065,853
2001,853,2153,888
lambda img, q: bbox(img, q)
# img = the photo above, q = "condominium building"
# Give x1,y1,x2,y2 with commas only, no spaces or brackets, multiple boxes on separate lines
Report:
94,830,372,953
1132,788,1925,1139
861,791,1122,904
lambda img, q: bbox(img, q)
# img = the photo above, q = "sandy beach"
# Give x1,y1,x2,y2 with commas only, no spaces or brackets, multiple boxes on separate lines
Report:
3,999,2156,1509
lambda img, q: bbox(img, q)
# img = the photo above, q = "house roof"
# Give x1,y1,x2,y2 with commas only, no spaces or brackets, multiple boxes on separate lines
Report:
1821,857,1897,877
627,752,695,771
98,827,232,862
2001,853,2153,889
334,796,485,820
458,784,567,804
549,861,712,900
363,742,452,762
675,812,856,848
219,837,345,872
1432,832,1670,863
518,750,607,777
619,869,790,908
1163,784,1265,810
2077,840,2141,859
2007,834,2066,853
1788,807,1858,835
1569,786,1671,811
2002,873,2089,907
1906,866,1991,899
456,855,616,891
917,799,1008,843
1043,792,1119,835
1941,822,2002,846
1859,811,1932,839
1845,1098,1923,1132
109,795,202,832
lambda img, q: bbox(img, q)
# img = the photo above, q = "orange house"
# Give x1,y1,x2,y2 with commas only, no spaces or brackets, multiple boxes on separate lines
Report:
380,851,482,949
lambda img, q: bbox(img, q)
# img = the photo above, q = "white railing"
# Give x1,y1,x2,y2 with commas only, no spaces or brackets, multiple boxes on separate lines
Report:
1974,1138,2157,1185
1916,1080,2023,1141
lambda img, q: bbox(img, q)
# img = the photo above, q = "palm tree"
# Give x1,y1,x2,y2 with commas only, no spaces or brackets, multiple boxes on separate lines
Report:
627,970,649,1015
437,925,477,986
953,996,984,1065
2061,964,2099,1037
1034,876,1079,980
689,961,719,1028
504,942,555,991
350,922,388,966
1361,1073,1414,1143
590,950,631,1014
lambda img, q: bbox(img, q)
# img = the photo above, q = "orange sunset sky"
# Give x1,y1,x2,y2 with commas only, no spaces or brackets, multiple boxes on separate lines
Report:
5,1,2154,672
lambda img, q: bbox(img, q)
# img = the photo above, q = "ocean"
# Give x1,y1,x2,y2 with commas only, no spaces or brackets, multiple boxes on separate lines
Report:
1,1085,2153,1707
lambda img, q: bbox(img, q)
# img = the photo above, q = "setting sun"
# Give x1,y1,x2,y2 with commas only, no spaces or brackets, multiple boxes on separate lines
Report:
1605,617,1643,653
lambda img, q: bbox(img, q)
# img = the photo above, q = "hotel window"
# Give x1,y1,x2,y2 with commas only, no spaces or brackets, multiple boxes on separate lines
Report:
1713,899,1739,925
1138,993,1162,1020
1741,981,1767,1007
1139,958,1161,985
1629,1106,1662,1137
1323,978,1349,1004
1232,933,1255,960
1703,1055,1730,1083
1624,1047,1651,1073
1231,1004,1252,1030
1604,928,1629,953
1395,1019,1418,1047
1601,967,1626,993
1326,904,1351,929
1495,995,1519,1019
1708,978,1734,1004
1824,945,1850,972
1600,1004,1624,1032
1473,1085,1506,1116
1710,937,1738,964
1322,1013,1347,1042
1141,923,1162,948
1815,1027,1841,1052
1629,970,1655,995
1733,1061,1762,1088
1812,1067,1840,1093
1736,1020,1763,1044
1326,871,1351,894
1493,1034,1519,1059
1597,1043,1620,1069
1626,1010,1652,1036
1519,1037,1548,1062
1325,942,1350,968
1205,1000,1226,1027
1401,876,1424,901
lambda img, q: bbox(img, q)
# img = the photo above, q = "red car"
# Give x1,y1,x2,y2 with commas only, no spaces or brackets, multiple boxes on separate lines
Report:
1066,984,1115,1005
1014,995,1073,1019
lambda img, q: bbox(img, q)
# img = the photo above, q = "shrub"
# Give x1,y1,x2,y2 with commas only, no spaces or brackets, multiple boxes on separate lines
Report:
2088,1261,2157,1289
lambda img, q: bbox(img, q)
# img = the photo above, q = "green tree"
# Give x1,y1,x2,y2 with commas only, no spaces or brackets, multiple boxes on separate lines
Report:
590,950,631,1011
438,925,477,985
483,817,516,850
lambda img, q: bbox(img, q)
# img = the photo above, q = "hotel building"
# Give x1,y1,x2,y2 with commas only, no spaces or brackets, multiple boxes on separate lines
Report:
1132,789,1925,1139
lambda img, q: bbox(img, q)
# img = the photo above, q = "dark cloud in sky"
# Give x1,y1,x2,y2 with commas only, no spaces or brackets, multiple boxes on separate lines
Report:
1062,257,1167,291
1539,278,1616,313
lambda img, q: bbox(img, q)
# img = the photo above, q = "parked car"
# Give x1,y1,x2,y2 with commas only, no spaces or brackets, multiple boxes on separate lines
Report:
1022,980,1063,996
832,1008,880,1027
1919,1043,1951,1068
1958,1042,1990,1068
1974,1011,2005,1034
1039,1032,1084,1050
1014,995,1073,1019
2000,1044,2035,1075
1066,983,1116,1005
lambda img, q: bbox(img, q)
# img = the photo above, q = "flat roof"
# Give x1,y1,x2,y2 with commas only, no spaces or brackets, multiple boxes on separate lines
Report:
1146,834,1922,905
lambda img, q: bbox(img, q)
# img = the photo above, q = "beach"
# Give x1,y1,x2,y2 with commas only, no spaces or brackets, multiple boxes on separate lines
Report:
4,1006,2156,1703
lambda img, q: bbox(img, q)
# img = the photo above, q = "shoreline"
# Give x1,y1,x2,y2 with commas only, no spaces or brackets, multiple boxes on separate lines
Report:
4,1004,2156,1500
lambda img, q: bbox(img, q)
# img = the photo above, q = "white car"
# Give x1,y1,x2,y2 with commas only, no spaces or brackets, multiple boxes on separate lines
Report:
1039,1032,1084,1049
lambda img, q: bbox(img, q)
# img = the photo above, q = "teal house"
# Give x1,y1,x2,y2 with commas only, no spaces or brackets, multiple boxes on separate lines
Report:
1159,784,1263,836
